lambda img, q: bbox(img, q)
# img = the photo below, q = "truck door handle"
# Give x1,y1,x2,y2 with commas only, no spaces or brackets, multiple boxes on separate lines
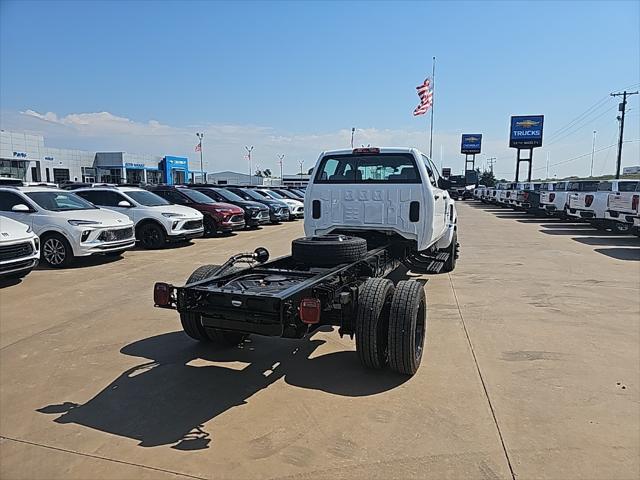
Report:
434,195,440,200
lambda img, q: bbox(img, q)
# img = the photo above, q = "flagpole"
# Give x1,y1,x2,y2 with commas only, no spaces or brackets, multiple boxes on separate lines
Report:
429,56,435,159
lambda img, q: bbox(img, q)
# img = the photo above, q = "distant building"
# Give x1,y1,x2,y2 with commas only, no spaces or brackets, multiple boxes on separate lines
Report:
207,171,263,185
282,174,310,187
622,166,640,175
0,130,201,184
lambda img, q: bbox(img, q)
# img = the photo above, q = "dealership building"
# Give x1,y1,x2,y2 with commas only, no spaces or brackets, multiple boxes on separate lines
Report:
0,130,203,185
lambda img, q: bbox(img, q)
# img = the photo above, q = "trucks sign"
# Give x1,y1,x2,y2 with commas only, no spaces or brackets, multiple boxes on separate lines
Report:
510,115,544,148
461,134,482,154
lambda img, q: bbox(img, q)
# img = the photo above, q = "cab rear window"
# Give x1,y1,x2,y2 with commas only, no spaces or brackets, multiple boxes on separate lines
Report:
314,153,421,184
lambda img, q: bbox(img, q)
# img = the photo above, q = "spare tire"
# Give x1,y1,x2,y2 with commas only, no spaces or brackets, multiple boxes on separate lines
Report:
291,234,367,267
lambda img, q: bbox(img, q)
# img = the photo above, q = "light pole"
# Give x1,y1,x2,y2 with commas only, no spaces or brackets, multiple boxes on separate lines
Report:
350,127,355,148
196,132,204,183
245,146,254,185
278,154,285,185
590,130,596,177
298,160,304,184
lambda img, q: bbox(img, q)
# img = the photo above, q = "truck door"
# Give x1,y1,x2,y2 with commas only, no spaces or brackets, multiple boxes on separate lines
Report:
422,155,446,237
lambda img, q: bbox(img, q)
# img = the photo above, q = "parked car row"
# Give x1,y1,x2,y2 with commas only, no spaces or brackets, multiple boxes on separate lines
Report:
0,182,306,282
473,179,640,235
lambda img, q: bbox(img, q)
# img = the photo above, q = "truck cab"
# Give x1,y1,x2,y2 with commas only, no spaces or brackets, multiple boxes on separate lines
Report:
303,147,456,254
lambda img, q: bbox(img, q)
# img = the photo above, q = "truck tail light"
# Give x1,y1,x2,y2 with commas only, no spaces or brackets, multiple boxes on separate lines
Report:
299,298,321,324
549,193,556,202
585,195,594,207
633,195,640,212
154,282,175,308
523,192,529,200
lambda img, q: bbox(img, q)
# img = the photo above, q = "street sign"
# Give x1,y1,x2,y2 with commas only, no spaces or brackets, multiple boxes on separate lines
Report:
461,134,482,154
510,115,544,148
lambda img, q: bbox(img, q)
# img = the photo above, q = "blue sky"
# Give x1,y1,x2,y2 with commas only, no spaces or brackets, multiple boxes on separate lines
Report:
1,0,638,178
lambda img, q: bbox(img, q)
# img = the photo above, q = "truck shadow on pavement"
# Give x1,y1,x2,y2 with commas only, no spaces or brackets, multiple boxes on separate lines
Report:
593,247,640,261
37,331,408,451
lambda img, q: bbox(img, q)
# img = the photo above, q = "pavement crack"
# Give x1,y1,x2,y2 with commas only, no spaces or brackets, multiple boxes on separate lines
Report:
0,436,207,480
448,273,517,480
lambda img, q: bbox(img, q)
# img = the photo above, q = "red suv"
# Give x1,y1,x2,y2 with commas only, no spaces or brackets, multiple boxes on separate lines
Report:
146,185,245,236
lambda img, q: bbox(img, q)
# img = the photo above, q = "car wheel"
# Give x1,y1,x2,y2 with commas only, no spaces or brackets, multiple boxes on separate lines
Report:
387,280,427,376
137,223,166,249
441,231,459,273
613,222,631,234
203,216,219,237
355,278,395,369
41,233,73,268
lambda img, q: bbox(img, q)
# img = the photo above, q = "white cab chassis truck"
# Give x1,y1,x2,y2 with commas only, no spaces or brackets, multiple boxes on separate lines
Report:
154,147,459,376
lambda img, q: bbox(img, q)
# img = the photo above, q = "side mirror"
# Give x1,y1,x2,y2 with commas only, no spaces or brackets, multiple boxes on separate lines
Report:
438,178,451,190
253,247,270,263
11,204,31,212
118,200,132,208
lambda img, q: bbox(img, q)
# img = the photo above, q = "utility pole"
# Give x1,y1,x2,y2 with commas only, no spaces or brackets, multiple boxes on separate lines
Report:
245,146,254,185
196,132,204,183
546,152,550,179
590,130,596,177
278,154,285,185
610,90,638,179
486,157,496,174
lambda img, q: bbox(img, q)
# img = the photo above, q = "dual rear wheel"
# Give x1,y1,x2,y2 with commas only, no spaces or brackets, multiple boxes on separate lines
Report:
356,278,427,376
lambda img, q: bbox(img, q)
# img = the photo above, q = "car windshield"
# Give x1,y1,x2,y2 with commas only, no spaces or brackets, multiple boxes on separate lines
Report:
262,190,284,199
277,190,299,199
314,153,421,183
126,190,170,206
213,188,244,202
241,189,269,201
25,191,97,211
181,189,215,204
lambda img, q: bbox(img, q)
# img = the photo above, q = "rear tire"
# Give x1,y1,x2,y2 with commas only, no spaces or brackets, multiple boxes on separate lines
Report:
291,235,367,267
355,278,395,369
387,280,427,376
180,264,248,345
612,222,631,234
441,231,459,273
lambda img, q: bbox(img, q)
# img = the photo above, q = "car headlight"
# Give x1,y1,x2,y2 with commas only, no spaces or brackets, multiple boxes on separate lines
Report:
161,213,185,218
68,220,101,226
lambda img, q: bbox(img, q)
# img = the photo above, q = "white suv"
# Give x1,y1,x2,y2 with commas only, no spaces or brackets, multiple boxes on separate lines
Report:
0,187,135,268
0,216,40,280
255,188,304,219
304,147,458,272
74,187,204,249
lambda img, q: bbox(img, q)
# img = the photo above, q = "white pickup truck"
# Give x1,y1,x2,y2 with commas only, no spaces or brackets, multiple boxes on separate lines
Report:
567,180,639,232
511,182,542,209
304,147,458,273
601,181,639,233
541,180,599,218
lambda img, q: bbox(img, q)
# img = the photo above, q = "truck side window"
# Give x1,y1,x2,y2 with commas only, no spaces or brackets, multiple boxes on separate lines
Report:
598,182,612,191
421,155,437,187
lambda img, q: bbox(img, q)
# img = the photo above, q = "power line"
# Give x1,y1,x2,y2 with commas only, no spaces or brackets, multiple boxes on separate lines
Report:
545,103,618,147
545,96,612,143
531,139,639,172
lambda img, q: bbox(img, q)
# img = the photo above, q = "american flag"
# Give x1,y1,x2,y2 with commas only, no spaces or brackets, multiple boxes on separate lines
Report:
413,78,433,116
195,143,201,152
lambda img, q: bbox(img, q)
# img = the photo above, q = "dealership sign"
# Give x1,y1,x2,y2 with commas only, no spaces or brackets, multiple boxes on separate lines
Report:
441,167,451,178
13,151,27,158
125,162,145,169
510,115,544,148
461,134,482,154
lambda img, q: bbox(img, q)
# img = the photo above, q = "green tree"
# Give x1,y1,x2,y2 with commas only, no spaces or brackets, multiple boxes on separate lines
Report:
479,169,497,187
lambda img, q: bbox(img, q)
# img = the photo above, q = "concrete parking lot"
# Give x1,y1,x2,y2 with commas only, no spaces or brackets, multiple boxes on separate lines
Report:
1,203,638,480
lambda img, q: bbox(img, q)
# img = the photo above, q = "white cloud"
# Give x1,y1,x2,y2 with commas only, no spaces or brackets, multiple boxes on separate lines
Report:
2,108,637,179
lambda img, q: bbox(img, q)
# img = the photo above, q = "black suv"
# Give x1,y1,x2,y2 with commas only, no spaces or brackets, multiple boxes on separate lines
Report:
223,186,289,224
189,186,270,228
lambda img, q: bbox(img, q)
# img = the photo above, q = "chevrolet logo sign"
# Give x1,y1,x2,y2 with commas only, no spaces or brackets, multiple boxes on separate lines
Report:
516,120,540,128
465,136,479,142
